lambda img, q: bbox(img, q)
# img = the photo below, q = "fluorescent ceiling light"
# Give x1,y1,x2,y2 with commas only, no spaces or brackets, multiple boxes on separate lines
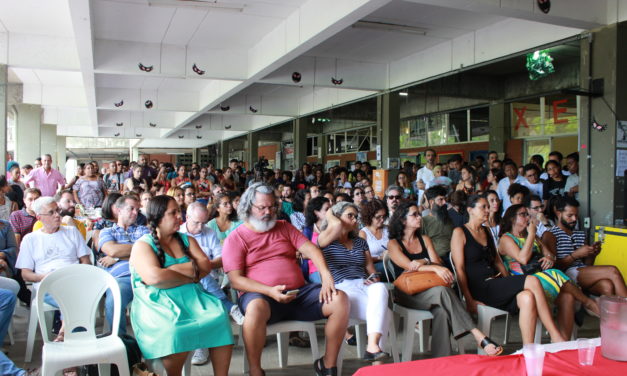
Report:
353,21,427,35
148,0,245,12
399,92,408,96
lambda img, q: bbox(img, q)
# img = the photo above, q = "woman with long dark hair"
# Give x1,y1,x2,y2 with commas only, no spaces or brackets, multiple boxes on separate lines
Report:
207,193,242,244
289,189,310,231
130,195,233,376
302,196,331,283
498,204,599,338
451,195,567,345
483,190,502,246
388,201,503,357
358,199,389,279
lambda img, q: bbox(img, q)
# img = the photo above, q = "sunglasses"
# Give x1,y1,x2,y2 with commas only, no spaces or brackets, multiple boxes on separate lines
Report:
387,195,402,200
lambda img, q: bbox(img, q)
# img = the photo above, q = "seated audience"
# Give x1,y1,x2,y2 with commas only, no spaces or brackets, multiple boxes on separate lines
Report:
289,189,310,232
358,199,389,280
10,188,41,248
507,183,530,206
384,185,403,220
483,190,502,245
456,166,480,195
16,196,91,340
129,195,233,376
388,202,503,357
522,163,543,198
303,197,332,284
32,190,87,240
447,190,468,228
564,152,579,199
0,176,17,221
222,183,349,376
498,204,599,338
317,202,392,361
524,195,550,239
421,186,454,265
543,196,627,297
123,165,149,193
485,168,504,192
497,160,525,213
99,195,149,334
208,193,242,244
542,160,567,200
451,195,567,344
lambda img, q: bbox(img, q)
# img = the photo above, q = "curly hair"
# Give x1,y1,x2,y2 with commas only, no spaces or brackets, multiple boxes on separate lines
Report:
507,183,530,199
360,199,388,227
146,195,198,281
210,193,238,221
388,201,420,241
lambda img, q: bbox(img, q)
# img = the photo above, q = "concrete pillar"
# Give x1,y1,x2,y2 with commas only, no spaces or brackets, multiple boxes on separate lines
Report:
317,134,326,165
293,118,308,169
0,65,7,174
41,124,57,167
219,141,229,169
247,132,259,171
488,102,509,156
56,136,66,173
192,148,201,164
130,146,139,162
15,103,42,166
379,93,400,184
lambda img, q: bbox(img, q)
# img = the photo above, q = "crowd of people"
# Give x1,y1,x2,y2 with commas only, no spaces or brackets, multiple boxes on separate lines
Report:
0,149,624,376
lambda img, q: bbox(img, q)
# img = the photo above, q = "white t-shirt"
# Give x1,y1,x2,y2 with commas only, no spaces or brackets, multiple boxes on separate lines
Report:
16,226,90,287
415,166,435,204
522,180,544,199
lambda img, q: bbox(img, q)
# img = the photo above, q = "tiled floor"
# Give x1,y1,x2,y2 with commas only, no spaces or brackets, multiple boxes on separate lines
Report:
7,302,601,375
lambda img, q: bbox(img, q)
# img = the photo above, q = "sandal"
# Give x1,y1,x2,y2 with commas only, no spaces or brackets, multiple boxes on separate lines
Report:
344,335,356,346
314,357,337,376
479,337,503,356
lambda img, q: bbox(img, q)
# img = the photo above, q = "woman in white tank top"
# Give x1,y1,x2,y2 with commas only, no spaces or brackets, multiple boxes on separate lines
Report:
358,199,390,280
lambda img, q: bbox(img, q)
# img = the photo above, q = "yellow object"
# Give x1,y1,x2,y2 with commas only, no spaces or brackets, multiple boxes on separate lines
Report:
372,169,389,200
32,219,87,240
594,226,627,279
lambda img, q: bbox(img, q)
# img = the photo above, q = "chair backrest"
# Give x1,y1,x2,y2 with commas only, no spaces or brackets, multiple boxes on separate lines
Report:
36,264,122,343
448,252,465,301
382,252,397,281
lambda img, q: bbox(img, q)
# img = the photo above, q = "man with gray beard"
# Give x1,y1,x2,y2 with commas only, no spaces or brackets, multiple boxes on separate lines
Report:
222,183,349,376
421,185,455,270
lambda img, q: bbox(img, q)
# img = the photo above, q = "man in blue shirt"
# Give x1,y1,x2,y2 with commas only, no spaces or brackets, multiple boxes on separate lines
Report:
99,195,149,334
497,160,525,213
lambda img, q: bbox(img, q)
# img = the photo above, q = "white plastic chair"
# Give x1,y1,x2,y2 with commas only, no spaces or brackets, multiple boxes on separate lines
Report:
240,320,319,374
382,253,435,362
36,264,129,376
24,293,56,363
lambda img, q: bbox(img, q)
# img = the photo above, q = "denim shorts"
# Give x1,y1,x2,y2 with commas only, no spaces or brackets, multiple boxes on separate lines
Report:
238,283,325,324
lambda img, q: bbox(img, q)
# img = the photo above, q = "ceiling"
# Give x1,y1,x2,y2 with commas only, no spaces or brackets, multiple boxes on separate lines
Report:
1,0,622,152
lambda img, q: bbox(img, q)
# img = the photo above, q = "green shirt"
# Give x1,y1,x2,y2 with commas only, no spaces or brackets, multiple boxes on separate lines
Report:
421,215,454,257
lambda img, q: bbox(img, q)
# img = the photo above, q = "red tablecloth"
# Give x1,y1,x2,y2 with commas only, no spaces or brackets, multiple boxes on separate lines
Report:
353,347,626,376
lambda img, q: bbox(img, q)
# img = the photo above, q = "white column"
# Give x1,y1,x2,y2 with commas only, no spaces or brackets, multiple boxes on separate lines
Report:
56,136,67,171
15,103,42,166
0,65,7,174
41,124,57,166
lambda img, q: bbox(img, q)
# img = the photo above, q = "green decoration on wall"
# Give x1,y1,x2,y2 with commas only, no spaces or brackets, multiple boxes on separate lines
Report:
526,50,555,80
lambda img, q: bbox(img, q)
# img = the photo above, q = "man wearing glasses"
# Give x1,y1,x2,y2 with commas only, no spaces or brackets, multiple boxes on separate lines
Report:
98,195,149,334
525,195,550,239
222,183,349,376
180,202,244,365
384,185,403,221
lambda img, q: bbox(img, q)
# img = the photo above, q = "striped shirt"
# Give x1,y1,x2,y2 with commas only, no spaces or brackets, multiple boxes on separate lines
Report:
549,226,586,269
9,208,37,238
322,237,369,284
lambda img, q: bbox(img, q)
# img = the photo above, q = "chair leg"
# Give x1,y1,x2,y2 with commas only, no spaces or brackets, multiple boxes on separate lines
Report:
336,339,346,376
388,313,400,363
24,303,39,362
355,323,367,358
182,352,192,376
402,319,416,362
98,363,111,376
277,332,289,368
503,314,510,344
305,325,320,361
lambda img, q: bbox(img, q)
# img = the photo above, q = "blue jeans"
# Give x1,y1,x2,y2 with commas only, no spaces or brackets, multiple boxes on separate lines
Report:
105,276,133,334
0,350,25,376
0,289,16,347
201,275,234,311
308,272,321,284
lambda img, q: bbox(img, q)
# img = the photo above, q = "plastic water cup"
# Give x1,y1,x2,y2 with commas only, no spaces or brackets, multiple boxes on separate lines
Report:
578,339,596,366
523,344,545,376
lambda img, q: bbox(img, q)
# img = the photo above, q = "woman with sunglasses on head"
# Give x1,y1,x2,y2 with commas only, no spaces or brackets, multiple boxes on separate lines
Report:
388,201,503,357
451,195,567,345
129,195,233,376
498,204,599,339
317,201,392,362
207,193,242,244
358,199,389,281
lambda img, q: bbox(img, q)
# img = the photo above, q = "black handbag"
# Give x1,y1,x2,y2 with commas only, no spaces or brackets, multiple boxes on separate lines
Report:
520,253,543,275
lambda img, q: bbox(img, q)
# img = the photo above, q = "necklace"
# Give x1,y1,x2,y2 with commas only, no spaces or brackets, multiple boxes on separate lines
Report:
465,224,482,233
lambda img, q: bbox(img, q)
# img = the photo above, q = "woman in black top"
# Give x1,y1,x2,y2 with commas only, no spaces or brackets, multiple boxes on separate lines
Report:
387,202,502,358
451,195,567,345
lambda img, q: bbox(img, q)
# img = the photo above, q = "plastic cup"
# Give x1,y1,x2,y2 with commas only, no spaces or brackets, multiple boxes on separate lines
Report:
523,344,545,376
578,338,596,366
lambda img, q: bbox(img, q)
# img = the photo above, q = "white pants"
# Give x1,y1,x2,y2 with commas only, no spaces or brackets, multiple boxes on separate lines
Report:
336,278,391,347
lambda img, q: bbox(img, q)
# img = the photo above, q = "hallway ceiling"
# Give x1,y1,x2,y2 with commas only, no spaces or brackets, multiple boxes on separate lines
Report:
1,0,621,150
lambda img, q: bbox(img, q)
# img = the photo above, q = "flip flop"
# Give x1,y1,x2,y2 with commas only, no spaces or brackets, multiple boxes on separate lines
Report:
314,357,337,376
480,336,503,356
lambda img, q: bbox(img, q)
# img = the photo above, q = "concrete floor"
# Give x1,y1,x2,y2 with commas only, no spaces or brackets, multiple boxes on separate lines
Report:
6,302,601,375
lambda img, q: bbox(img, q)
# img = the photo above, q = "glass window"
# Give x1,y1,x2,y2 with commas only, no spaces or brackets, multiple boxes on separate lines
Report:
400,118,427,149
448,110,468,143
427,114,447,146
470,107,490,141
307,137,318,156
327,133,345,154
543,94,578,135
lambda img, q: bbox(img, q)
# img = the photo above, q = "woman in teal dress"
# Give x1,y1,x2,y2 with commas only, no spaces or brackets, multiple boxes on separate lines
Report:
207,193,242,244
498,204,599,339
130,195,233,376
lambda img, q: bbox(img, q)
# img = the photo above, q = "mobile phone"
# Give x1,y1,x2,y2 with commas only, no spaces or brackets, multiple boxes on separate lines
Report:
367,273,380,281
284,289,299,296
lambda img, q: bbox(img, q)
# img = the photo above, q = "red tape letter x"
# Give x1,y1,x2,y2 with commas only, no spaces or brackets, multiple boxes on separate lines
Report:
514,107,528,130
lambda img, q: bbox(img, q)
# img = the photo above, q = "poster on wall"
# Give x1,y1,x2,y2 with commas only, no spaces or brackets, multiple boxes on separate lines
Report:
617,121,627,148
356,151,368,162
326,160,340,170
616,149,627,177
387,157,400,170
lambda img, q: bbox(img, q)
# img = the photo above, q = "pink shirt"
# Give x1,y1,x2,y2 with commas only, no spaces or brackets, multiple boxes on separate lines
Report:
223,220,308,290
24,167,66,197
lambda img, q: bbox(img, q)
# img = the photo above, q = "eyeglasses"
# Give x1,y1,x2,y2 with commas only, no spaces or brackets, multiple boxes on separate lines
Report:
354,192,362,196
40,208,62,216
252,204,277,212
406,212,421,218
387,195,402,200
517,212,530,217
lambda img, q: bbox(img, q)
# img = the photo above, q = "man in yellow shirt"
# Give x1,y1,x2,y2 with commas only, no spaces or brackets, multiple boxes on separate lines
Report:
32,190,86,240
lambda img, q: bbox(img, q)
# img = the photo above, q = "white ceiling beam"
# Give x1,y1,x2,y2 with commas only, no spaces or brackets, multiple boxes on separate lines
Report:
67,0,98,136
96,87,199,112
187,113,293,132
0,32,80,70
404,0,608,30
163,0,392,137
